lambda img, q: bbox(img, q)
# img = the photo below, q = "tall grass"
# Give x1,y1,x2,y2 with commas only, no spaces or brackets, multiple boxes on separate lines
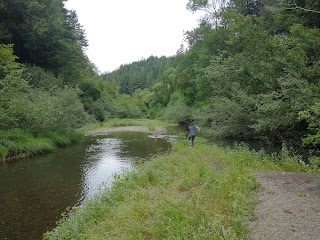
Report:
38,129,83,146
0,129,83,161
47,138,309,239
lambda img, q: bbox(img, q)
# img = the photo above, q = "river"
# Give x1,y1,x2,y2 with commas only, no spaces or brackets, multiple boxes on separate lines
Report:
0,127,311,240
0,131,172,240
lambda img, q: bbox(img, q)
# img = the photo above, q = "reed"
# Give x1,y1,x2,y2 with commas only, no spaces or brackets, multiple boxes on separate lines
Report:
0,139,13,159
38,131,71,146
37,129,82,147
12,138,56,157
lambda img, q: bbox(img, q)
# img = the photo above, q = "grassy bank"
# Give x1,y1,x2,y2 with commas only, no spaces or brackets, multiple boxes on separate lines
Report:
44,138,318,239
79,118,177,132
0,129,83,161
0,119,174,161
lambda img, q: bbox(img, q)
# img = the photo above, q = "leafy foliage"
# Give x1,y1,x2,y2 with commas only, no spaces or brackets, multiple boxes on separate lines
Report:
299,102,320,146
168,5,320,147
0,0,92,83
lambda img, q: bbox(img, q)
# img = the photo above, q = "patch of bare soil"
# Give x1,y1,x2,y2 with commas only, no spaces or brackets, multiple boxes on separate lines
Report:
85,126,167,136
248,171,320,240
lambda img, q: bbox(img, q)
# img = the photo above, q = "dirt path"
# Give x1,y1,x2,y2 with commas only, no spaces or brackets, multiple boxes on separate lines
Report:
248,171,320,240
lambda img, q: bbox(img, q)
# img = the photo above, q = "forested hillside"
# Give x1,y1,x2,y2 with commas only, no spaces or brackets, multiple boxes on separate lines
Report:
103,0,320,148
102,56,176,95
102,56,177,117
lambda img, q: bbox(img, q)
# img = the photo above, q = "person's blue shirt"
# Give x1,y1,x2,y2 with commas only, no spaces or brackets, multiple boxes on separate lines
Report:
188,125,196,135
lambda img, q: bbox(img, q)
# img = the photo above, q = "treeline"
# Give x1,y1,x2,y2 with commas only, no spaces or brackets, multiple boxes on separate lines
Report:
102,56,176,95
103,0,320,148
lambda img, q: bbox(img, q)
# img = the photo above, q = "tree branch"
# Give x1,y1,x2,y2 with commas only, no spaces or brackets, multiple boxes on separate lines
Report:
263,0,320,14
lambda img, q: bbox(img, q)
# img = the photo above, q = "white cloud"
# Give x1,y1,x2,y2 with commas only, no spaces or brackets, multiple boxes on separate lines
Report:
65,0,200,73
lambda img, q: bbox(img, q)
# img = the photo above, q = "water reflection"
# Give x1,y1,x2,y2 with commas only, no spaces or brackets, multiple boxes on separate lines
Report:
82,137,132,201
0,132,171,240
81,133,171,200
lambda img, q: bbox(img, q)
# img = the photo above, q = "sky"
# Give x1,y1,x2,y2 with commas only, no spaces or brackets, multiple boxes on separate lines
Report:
64,0,201,73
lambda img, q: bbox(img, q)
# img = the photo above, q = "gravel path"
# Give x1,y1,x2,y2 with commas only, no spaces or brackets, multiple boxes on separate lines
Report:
248,171,320,240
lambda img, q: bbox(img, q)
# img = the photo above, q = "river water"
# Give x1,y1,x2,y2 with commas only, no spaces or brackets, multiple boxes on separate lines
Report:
0,132,171,240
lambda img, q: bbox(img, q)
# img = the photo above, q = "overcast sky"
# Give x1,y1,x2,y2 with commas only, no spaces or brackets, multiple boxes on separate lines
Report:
64,0,201,73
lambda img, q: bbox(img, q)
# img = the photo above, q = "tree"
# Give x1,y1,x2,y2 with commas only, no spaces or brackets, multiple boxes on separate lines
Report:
187,0,230,26
264,0,320,14
0,44,21,79
299,101,320,147
257,0,320,29
0,0,92,84
0,43,95,131
0,44,27,130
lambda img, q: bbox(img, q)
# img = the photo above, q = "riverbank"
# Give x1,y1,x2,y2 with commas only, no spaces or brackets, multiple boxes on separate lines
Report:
85,126,166,136
80,118,176,134
0,119,176,161
44,137,319,239
0,129,82,161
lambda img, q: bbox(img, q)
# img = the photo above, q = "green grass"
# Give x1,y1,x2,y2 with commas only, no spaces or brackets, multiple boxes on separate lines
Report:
0,129,83,161
79,118,176,132
297,193,307,198
44,138,317,240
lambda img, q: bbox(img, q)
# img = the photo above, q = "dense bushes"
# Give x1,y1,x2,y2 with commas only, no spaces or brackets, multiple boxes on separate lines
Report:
0,47,94,132
0,85,94,131
2,0,320,150
170,7,320,147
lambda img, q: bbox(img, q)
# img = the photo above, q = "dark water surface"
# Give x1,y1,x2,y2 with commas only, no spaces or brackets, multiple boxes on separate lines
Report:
0,132,171,240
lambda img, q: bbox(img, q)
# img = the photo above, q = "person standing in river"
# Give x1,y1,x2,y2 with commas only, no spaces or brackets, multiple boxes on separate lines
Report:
186,121,200,148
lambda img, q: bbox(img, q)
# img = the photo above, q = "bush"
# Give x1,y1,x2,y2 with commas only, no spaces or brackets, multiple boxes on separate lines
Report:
22,65,64,89
1,85,95,132
161,93,191,123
